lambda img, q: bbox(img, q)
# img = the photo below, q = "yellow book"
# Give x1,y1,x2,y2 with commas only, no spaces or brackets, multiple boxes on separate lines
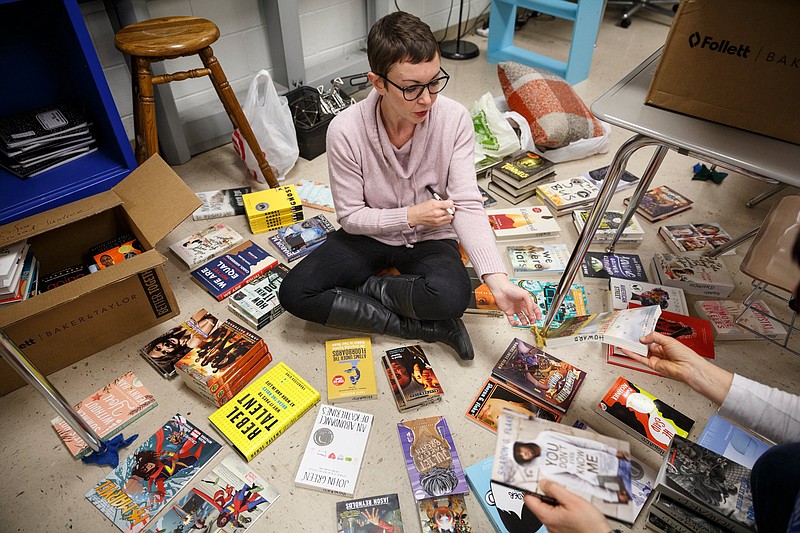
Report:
242,184,302,218
325,337,378,403
208,361,320,461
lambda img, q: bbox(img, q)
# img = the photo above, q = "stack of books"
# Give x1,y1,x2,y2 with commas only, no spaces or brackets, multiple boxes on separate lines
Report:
0,240,37,305
486,151,556,204
535,175,600,215
174,318,272,407
382,345,444,411
242,184,304,234
572,209,645,246
190,240,279,301
486,205,561,240
0,103,97,179
192,186,251,220
169,223,244,267
228,263,290,330
267,214,336,262
658,222,733,254
506,243,571,279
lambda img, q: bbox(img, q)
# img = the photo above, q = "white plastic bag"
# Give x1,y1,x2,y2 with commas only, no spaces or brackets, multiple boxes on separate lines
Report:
471,92,521,160
232,70,299,182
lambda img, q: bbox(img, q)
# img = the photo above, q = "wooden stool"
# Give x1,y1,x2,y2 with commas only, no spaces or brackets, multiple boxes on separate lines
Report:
115,16,279,188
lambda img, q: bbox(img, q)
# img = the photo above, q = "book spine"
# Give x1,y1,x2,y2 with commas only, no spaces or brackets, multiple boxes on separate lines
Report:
652,487,752,533
649,505,705,533
651,498,725,533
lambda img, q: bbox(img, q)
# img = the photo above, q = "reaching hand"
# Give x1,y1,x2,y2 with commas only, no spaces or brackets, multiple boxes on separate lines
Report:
407,199,455,228
483,273,542,326
524,480,611,533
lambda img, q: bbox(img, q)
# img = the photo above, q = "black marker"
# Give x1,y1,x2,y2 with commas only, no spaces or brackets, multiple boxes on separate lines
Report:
425,185,455,216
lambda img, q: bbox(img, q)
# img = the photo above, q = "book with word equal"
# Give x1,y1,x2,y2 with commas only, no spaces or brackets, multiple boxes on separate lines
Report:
190,240,278,301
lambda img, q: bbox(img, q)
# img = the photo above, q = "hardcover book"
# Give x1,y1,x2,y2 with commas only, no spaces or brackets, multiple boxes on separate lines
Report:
607,278,689,315
295,178,335,212
190,240,278,301
597,376,694,454
336,493,404,533
545,305,662,356
492,151,556,187
486,206,560,240
572,209,645,243
491,414,636,523
580,252,648,282
208,361,320,461
418,494,472,533
694,299,787,341
654,436,756,533
658,223,733,255
697,414,773,469
145,454,280,533
228,263,291,330
325,337,378,403
51,371,157,458
243,185,304,234
478,184,498,207
295,405,374,496
192,186,251,221
486,179,539,205
506,243,571,278
629,185,693,222
85,414,223,533
275,213,336,252
465,377,562,433
535,176,599,214
139,308,220,378
652,253,735,298
397,416,469,501
581,165,640,193
464,455,547,533
383,345,444,410
491,338,586,414
169,223,245,267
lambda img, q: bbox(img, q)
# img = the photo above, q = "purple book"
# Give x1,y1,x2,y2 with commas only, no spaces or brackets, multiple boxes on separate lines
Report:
397,416,469,501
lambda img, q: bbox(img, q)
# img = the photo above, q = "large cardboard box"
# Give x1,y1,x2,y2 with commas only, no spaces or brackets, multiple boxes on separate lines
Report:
646,0,800,145
0,155,201,396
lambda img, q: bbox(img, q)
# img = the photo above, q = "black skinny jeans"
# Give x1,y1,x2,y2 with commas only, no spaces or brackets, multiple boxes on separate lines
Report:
278,229,471,324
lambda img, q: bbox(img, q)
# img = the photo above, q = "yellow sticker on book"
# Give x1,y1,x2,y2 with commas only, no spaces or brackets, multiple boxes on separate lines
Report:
118,244,132,254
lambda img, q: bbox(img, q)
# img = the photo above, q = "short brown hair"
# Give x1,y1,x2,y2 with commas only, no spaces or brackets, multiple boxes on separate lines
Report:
367,11,439,76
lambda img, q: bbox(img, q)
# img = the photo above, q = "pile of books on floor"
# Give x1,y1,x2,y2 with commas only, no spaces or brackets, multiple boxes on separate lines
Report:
174,317,272,407
228,263,290,330
485,151,556,205
572,209,645,247
0,103,96,179
536,174,600,215
268,213,335,262
242,184,304,234
0,240,37,305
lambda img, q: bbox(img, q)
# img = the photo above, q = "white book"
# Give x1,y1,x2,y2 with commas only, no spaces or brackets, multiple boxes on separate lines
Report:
545,305,662,355
535,176,599,213
694,299,787,341
0,240,28,287
507,243,571,278
169,223,244,267
651,253,735,298
486,205,561,240
0,243,30,294
607,278,689,315
295,404,373,497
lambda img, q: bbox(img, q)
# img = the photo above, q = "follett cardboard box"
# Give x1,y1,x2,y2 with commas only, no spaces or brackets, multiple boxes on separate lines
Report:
0,155,201,396
646,0,800,145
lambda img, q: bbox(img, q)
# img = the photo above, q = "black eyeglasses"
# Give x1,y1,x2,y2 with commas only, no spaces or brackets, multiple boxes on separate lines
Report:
377,68,450,101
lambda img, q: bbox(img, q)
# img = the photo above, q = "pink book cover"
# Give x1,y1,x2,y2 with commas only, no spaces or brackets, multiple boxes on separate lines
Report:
51,371,157,458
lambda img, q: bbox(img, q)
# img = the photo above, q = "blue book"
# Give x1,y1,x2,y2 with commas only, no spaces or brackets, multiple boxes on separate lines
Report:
697,413,773,469
190,240,278,301
465,455,547,533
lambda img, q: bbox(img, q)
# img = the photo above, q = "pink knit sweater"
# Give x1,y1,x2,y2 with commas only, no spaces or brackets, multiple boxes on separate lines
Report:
325,89,507,279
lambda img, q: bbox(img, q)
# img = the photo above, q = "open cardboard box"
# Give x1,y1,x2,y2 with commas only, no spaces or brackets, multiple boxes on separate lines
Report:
0,155,201,396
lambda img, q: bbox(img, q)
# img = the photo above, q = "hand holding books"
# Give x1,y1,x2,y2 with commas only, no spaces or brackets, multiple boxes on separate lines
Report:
524,479,612,533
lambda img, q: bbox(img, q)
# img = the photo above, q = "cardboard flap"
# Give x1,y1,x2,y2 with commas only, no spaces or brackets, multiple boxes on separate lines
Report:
112,154,202,246
0,190,121,248
0,249,166,327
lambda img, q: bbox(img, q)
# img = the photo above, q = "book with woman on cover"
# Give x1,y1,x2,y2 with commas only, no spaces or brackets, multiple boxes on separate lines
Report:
383,345,443,410
628,185,693,222
486,205,560,240
417,494,472,533
491,151,556,188
491,414,636,523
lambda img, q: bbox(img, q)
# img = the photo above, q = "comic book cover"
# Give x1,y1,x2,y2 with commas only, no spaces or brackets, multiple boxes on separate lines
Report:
418,494,473,533
85,414,223,533
336,493,404,533
145,455,280,533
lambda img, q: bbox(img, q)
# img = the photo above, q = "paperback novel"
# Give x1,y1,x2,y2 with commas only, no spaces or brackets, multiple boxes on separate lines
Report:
228,263,290,330
465,377,562,433
139,308,220,378
268,233,323,262
506,243,570,278
535,176,599,214
652,253,735,298
694,299,787,341
242,185,304,234
85,414,223,533
336,493,404,533
418,494,472,533
190,240,278,301
658,223,733,255
631,185,693,222
486,179,539,205
397,416,469,501
572,209,645,244
491,338,586,414
295,405,374,496
597,376,694,454
649,492,728,533
383,345,444,411
295,178,335,212
192,186,251,220
607,278,689,315
580,252,647,282
275,213,335,252
169,223,244,267
325,337,378,403
208,361,320,461
486,206,560,240
581,165,640,193
491,151,556,188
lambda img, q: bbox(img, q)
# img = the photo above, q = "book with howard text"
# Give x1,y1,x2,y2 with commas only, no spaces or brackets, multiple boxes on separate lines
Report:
192,186,251,220
694,299,787,341
295,405,374,496
465,377,562,433
169,223,244,267
336,493,404,533
486,206,560,240
325,337,378,403
191,240,278,301
652,253,735,298
208,361,320,461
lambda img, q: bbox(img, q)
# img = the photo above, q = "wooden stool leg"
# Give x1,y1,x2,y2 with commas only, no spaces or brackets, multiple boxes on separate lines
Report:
132,57,159,164
198,46,280,188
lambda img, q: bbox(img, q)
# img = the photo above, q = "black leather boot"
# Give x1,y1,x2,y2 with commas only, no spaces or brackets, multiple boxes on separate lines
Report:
325,288,474,360
357,274,420,318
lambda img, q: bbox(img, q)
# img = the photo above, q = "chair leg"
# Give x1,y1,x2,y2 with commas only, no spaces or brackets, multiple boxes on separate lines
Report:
132,56,158,164
199,46,280,188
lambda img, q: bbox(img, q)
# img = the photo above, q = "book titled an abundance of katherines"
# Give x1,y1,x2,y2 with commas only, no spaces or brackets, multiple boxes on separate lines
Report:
418,494,472,532
651,253,735,298
608,278,689,315
491,337,586,414
148,454,280,533
465,377,562,433
325,337,378,403
694,299,787,341
295,405,374,496
85,414,223,533
507,243,570,278
654,436,756,533
397,416,469,501
51,371,157,458
581,251,647,282
486,205,560,240
192,186,251,220
597,376,694,454
208,361,320,461
191,240,278,301
336,493,404,533
491,414,636,524
169,223,244,267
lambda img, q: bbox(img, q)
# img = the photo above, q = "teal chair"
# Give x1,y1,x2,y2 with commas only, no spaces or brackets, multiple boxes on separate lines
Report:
486,0,604,85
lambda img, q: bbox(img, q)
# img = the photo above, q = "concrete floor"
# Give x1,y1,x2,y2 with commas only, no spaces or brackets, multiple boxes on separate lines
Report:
1,8,798,533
